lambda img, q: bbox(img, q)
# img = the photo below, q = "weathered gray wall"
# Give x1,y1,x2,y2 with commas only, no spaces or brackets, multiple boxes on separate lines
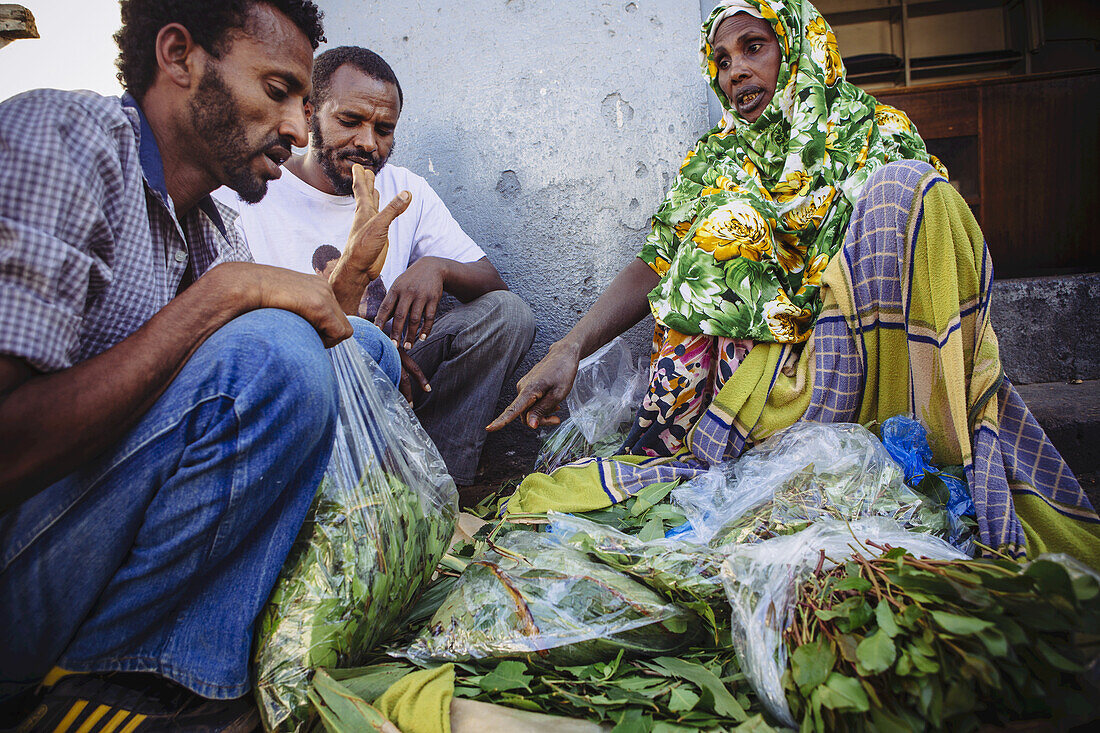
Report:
317,0,714,465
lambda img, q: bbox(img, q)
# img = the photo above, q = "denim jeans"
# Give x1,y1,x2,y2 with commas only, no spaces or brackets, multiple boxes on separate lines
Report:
408,291,534,485
0,309,399,700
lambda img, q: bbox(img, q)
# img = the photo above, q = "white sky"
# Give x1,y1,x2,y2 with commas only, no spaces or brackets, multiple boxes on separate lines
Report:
0,0,123,103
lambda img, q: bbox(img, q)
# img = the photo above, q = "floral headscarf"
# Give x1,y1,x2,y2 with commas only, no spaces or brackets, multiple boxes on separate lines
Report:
639,0,940,343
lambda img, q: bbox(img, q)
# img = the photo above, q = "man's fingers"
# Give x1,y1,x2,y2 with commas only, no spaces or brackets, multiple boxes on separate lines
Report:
486,390,540,432
318,311,354,348
374,289,397,331
388,294,413,348
398,368,413,403
368,190,411,232
403,298,427,349
351,164,378,214
419,301,437,342
401,351,431,392
525,392,563,430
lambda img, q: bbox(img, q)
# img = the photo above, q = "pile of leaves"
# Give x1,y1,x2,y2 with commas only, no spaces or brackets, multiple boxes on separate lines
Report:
708,462,951,547
253,474,454,731
450,646,775,732
398,530,699,666
550,511,727,632
783,548,1100,731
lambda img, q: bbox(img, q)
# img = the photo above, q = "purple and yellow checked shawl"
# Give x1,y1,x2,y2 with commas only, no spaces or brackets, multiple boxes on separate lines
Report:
509,161,1100,566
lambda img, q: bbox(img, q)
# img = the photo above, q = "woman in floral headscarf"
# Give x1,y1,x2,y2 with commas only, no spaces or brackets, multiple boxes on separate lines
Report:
489,0,1100,565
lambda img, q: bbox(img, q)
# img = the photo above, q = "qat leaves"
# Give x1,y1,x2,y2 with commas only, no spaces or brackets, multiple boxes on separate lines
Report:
784,552,1100,731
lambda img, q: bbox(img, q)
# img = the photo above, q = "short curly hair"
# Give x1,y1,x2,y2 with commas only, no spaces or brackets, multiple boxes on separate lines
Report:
115,0,326,101
311,46,403,110
311,244,341,272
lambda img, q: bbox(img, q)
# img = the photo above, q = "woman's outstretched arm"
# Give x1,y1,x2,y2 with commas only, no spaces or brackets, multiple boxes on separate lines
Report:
487,257,659,431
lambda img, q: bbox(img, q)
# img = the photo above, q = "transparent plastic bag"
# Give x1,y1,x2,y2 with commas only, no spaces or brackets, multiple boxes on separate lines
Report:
671,422,954,547
547,511,727,627
253,338,458,732
396,530,698,666
534,336,646,473
719,518,966,728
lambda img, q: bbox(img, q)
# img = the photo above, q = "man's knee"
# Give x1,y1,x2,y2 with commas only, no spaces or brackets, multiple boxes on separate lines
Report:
349,316,401,385
204,308,338,433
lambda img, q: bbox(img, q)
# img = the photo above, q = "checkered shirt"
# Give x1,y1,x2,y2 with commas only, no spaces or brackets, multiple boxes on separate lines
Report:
0,89,251,373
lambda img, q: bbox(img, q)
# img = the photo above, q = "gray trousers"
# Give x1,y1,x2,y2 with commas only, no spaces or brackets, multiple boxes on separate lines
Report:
408,290,535,485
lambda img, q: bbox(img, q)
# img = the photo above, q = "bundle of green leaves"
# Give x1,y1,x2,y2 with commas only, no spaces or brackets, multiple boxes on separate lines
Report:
784,550,1100,731
253,473,455,731
399,530,699,667
550,510,727,633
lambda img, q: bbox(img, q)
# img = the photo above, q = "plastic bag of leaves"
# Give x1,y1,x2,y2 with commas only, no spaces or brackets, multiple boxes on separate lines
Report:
672,422,957,547
534,336,646,473
783,550,1100,731
880,414,976,548
547,510,727,632
719,517,966,727
396,530,699,667
253,338,458,732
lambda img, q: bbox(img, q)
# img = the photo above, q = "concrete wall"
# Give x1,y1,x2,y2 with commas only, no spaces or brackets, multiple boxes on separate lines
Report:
316,1,714,462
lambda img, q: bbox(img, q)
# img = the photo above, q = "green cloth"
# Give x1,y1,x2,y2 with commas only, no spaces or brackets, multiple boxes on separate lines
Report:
640,0,939,342
374,663,454,733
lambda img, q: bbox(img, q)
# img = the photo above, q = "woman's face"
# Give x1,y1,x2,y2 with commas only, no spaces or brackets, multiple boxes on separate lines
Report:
712,13,782,123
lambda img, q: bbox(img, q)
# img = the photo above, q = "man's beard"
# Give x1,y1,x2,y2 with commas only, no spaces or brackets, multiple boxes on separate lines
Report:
188,64,289,204
311,114,391,196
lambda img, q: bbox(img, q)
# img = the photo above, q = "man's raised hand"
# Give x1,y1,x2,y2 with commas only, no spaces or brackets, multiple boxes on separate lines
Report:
329,164,411,314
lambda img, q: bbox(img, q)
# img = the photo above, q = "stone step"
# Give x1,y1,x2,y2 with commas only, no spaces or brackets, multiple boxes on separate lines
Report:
1015,379,1100,510
991,273,1100,385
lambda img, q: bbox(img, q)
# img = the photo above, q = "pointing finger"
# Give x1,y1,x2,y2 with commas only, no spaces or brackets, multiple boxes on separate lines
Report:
486,390,540,432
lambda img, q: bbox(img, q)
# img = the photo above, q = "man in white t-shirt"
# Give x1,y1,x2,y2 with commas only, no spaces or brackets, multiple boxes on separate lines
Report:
214,46,534,488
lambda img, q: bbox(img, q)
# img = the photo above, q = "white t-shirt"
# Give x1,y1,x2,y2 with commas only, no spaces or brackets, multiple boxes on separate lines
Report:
212,163,485,288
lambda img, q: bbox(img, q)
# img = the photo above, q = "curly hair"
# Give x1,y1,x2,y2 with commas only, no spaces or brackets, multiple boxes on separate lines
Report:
115,0,326,101
312,46,403,110
311,244,341,272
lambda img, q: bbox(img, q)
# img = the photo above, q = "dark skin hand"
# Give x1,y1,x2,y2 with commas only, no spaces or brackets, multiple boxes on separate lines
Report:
487,257,659,432
375,256,505,350
0,262,355,511
375,256,505,402
328,163,410,314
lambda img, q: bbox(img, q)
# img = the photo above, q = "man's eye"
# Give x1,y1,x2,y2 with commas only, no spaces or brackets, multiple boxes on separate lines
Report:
747,43,762,54
718,58,730,70
338,118,357,128
267,85,288,101
377,127,394,136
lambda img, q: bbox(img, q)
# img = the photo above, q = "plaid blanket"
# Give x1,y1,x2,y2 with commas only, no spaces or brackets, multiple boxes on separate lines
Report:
507,161,1100,565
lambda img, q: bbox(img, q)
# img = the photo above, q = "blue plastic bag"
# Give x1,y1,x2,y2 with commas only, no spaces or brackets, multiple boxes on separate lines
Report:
880,415,976,522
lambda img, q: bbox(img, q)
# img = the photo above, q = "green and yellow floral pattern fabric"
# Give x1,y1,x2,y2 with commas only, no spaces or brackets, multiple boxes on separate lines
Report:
639,0,941,342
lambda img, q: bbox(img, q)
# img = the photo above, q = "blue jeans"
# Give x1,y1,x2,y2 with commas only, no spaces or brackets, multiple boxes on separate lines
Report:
0,309,399,700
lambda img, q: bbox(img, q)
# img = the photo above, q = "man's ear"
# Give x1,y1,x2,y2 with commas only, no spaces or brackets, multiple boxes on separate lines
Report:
304,100,315,124
154,22,201,90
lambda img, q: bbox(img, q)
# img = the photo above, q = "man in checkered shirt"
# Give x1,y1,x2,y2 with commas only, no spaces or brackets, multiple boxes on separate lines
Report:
0,1,411,728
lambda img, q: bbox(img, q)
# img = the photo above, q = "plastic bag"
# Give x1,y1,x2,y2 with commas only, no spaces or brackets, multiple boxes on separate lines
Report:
396,530,698,666
719,518,967,727
547,511,726,628
534,336,646,473
880,414,976,542
253,338,458,732
671,422,954,547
